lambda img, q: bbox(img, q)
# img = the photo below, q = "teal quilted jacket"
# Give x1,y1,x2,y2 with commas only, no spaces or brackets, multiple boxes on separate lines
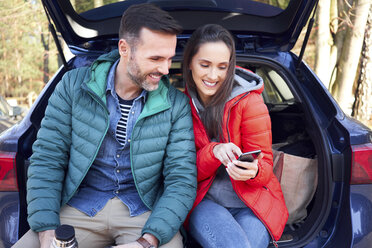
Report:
27,50,197,245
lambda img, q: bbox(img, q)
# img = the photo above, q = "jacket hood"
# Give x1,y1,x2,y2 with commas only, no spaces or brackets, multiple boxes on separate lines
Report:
84,49,120,101
187,67,264,113
229,67,264,101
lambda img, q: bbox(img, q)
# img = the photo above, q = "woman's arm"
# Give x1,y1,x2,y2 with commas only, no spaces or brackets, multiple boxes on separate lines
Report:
234,92,274,186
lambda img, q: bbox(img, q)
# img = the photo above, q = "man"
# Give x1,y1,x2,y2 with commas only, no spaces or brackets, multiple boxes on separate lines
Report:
13,3,196,248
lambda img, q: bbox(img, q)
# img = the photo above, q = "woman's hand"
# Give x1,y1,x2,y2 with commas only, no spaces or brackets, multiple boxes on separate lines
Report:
226,153,264,181
213,143,242,166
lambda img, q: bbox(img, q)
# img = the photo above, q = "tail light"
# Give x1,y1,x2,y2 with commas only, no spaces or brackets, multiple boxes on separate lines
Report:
350,143,372,184
0,151,18,191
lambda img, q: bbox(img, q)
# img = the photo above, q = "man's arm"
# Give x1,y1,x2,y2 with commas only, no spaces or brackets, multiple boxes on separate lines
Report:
141,91,197,245
27,73,74,232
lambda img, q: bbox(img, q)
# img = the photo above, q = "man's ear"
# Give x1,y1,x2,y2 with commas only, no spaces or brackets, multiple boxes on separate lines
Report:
118,39,130,57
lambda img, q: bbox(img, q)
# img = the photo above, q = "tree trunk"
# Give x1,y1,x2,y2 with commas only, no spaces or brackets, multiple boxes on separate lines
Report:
314,0,332,87
328,0,339,90
352,5,372,126
94,0,104,8
41,32,50,84
332,0,371,115
1,33,8,96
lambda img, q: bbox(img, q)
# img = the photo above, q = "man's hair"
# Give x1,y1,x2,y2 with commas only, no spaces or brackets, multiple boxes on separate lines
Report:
119,3,182,47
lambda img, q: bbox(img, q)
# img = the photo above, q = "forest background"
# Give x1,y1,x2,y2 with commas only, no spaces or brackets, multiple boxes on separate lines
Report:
0,0,371,128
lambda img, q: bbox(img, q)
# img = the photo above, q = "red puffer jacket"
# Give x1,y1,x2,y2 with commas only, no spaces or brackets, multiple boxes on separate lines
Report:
184,68,288,243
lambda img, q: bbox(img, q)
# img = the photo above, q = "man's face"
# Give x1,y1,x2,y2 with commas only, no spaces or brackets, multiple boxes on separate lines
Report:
125,28,177,91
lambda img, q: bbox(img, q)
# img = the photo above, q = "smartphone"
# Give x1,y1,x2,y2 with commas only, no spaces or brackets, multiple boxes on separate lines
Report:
238,150,261,162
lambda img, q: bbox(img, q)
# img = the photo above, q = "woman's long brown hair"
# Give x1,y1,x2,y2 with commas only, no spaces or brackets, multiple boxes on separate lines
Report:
183,24,236,140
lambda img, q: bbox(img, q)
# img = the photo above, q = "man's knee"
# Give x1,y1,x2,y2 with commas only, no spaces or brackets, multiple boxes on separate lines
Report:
160,231,183,248
12,229,40,248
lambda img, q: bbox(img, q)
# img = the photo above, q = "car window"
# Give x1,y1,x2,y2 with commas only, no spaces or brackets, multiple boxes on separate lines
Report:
70,0,289,16
0,96,10,116
71,0,124,14
256,68,294,105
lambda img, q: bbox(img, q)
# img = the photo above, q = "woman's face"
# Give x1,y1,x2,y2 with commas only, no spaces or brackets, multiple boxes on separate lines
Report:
189,41,231,105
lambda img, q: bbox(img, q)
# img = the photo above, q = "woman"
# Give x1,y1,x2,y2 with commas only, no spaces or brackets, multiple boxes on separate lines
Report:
183,24,288,248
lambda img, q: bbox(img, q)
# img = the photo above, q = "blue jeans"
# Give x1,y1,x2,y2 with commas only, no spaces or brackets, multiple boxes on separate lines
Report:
189,199,270,248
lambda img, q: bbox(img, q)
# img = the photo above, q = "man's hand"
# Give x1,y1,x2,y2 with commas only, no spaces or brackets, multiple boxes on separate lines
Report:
114,242,142,248
114,233,158,248
38,229,55,248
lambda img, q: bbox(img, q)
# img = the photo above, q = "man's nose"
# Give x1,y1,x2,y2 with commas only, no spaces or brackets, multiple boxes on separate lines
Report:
158,60,170,75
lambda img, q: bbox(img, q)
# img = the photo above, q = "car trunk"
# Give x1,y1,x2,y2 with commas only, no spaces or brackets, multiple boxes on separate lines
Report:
237,56,327,247
14,50,332,247
15,1,329,246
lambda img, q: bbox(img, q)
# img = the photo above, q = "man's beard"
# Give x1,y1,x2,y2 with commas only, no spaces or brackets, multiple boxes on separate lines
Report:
127,54,162,91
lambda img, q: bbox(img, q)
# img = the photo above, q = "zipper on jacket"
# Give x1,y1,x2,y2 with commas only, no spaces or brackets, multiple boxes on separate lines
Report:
190,102,220,201
198,174,217,203
225,92,279,247
129,118,152,210
128,100,172,211
65,86,110,204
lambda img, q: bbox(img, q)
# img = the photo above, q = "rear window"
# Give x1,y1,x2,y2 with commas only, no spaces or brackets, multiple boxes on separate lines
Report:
256,68,294,104
71,0,122,14
71,0,290,17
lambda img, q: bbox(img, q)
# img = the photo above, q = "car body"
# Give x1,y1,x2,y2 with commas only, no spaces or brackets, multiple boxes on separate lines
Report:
0,95,24,133
1,0,372,247
0,116,17,134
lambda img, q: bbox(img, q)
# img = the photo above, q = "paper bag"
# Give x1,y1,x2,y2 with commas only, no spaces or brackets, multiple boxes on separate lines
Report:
273,149,318,224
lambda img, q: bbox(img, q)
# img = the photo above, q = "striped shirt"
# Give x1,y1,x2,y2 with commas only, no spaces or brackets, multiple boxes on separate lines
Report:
116,96,134,146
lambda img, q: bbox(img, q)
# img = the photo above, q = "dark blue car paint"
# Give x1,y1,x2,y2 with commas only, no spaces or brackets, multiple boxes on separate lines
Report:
350,185,372,247
0,192,19,247
1,0,372,246
1,47,370,248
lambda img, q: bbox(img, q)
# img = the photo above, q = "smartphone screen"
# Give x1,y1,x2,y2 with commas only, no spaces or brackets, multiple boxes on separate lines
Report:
238,150,261,162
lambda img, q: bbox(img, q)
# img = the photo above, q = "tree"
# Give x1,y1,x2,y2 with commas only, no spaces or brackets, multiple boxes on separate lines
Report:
314,0,332,87
0,0,58,99
331,0,371,114
352,5,372,126
310,0,371,128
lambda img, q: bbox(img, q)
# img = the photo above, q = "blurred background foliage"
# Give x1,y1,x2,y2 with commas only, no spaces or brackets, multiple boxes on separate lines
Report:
71,0,119,13
0,0,370,128
0,0,58,98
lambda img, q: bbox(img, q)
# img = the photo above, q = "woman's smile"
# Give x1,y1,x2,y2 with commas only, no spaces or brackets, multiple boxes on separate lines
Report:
190,41,230,105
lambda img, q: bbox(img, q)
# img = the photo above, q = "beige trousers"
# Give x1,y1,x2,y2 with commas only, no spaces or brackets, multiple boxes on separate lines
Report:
13,197,183,248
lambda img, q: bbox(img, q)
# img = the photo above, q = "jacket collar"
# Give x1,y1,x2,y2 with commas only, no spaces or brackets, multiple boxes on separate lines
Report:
85,49,171,116
138,77,171,119
85,49,119,103
228,67,263,101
